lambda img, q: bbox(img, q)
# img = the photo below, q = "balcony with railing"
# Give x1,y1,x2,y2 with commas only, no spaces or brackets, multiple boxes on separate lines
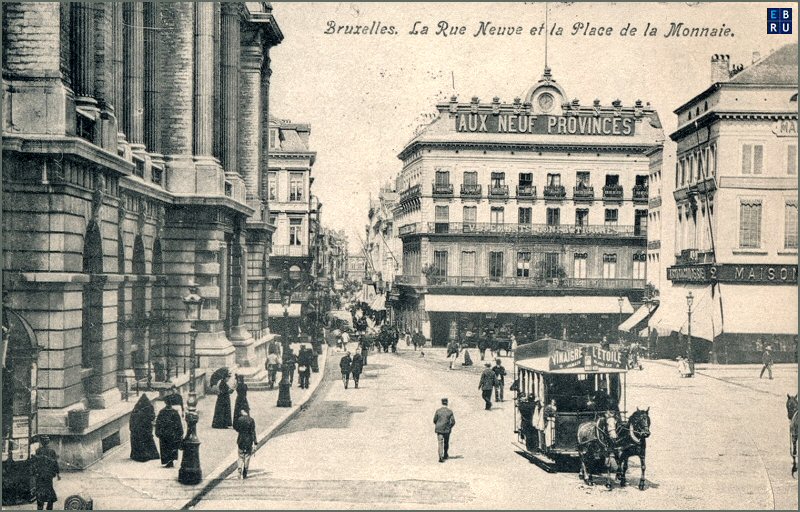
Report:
398,222,419,236
516,185,536,199
572,186,595,202
674,248,715,265
460,184,482,197
432,182,454,197
602,184,624,201
271,244,309,257
488,184,509,199
543,185,567,200
403,275,645,290
400,184,421,202
633,185,649,203
421,222,645,238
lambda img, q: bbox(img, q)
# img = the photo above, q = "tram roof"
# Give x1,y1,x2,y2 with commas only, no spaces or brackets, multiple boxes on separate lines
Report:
515,357,628,374
513,337,628,374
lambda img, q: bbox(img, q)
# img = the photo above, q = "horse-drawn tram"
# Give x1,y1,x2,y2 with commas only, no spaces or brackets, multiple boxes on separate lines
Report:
512,337,628,470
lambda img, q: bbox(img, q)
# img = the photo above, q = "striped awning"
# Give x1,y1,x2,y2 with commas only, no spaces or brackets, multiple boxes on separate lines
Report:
424,295,633,315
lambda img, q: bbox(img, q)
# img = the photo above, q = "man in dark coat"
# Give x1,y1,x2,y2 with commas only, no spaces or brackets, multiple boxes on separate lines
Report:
478,337,489,361
759,343,774,379
155,403,183,467
297,345,313,389
212,376,234,429
412,330,425,351
433,398,456,462
359,337,369,366
233,409,258,479
351,352,364,388
340,352,352,389
493,359,507,402
285,349,297,385
129,394,160,462
31,436,60,510
479,363,496,410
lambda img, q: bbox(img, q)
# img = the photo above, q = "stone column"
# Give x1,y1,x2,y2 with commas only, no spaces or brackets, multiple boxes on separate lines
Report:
93,3,117,151
112,3,124,141
260,57,272,203
71,3,96,107
212,3,222,161
123,2,144,148
220,3,240,175
143,2,160,153
193,3,214,156
239,27,263,206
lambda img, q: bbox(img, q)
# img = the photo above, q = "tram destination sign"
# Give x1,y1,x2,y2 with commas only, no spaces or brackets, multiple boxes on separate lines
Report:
666,264,798,284
455,113,636,136
549,342,626,371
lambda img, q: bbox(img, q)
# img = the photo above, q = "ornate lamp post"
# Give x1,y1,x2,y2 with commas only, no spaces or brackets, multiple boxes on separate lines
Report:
617,296,624,342
276,264,301,407
179,284,203,485
686,291,694,376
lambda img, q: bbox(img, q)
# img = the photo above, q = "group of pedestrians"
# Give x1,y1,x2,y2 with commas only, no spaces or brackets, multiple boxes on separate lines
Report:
478,359,507,410
339,350,364,389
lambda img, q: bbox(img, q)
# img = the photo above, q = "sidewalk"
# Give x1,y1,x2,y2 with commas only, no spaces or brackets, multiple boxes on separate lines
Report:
647,358,797,397
6,344,329,511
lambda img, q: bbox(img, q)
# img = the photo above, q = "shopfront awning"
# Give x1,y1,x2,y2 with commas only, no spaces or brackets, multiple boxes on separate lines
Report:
647,285,722,342
268,303,302,318
716,284,797,335
424,295,633,315
618,304,656,332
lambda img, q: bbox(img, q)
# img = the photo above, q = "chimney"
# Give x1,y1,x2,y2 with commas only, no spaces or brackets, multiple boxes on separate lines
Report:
710,54,730,84
752,51,761,64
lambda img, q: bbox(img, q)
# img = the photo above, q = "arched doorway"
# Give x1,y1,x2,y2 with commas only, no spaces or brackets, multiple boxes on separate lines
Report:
81,221,104,397
1,304,41,505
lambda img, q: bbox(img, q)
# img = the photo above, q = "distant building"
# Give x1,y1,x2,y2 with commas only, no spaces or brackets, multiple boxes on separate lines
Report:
393,68,664,344
364,184,402,313
347,253,368,283
651,45,798,363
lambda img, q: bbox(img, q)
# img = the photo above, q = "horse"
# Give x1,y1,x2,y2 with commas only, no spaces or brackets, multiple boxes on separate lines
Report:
613,408,652,490
577,413,619,489
788,394,798,477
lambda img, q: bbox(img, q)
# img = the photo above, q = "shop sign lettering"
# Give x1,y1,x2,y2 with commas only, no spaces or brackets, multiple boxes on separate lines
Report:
455,114,636,135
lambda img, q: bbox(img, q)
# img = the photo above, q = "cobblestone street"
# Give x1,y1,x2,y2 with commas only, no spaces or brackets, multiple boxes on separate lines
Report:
193,349,798,510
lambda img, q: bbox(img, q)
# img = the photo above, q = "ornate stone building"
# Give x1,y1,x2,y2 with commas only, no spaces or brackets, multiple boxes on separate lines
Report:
2,2,282,468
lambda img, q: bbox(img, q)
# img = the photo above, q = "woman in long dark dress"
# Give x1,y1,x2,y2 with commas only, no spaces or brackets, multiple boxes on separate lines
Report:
232,375,250,421
129,395,160,462
154,403,183,467
212,377,234,429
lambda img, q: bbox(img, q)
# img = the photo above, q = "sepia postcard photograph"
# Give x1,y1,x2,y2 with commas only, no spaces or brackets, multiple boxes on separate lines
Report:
1,1,798,510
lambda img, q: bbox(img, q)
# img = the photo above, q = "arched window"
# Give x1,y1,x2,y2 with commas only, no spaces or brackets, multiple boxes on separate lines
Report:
81,221,104,398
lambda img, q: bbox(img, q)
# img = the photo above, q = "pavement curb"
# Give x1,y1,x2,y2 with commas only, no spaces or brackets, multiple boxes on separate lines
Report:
180,348,331,510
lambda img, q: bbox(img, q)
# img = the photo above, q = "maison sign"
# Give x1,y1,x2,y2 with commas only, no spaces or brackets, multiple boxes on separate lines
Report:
666,264,798,284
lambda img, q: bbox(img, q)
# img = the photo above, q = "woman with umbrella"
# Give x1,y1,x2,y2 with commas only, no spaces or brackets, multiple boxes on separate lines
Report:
211,368,234,429
233,374,250,420
129,394,160,462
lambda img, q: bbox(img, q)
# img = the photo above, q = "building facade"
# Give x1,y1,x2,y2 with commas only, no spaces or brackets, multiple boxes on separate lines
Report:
2,2,282,469
266,117,318,327
652,45,798,363
393,68,664,344
364,185,402,311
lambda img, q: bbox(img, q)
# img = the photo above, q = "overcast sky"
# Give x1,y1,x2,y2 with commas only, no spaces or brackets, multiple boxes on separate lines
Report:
268,2,796,252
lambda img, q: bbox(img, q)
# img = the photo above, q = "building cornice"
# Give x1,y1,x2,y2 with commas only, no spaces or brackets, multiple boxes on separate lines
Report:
673,82,798,115
398,140,657,161
670,111,798,141
3,135,134,177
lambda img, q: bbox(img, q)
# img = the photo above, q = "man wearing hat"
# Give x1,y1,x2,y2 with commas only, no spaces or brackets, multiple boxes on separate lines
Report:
479,363,496,410
433,398,456,463
759,342,774,380
492,359,507,402
31,435,60,510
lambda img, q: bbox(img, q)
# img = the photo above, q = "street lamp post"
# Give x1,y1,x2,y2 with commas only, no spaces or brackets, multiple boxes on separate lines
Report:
179,284,203,485
617,296,624,343
686,291,694,376
276,265,300,407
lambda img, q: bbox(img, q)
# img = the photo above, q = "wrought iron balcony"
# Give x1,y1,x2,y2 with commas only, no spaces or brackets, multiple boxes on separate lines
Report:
675,248,715,265
432,182,454,197
398,223,419,236
603,184,624,200
633,185,649,202
403,275,646,290
272,245,309,257
423,222,644,238
543,185,566,199
488,184,509,198
516,185,536,198
460,184,482,197
572,186,595,201
400,184,421,202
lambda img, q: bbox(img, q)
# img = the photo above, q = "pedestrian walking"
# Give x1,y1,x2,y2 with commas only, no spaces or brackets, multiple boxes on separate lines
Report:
341,330,350,353
462,349,474,367
30,436,60,510
266,352,280,390
493,359,507,402
391,327,399,353
478,337,488,361
479,363,495,410
433,398,456,463
351,351,364,388
233,409,258,479
233,374,250,420
155,402,183,467
340,351,352,389
404,331,411,347
164,385,185,417
360,338,369,366
285,349,297,385
297,345,313,389
129,394,160,462
212,374,234,429
759,343,774,379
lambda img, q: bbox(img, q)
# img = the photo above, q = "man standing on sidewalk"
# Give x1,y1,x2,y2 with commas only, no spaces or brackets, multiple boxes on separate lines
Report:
297,345,313,389
493,359,507,402
233,409,257,479
479,363,495,410
351,351,364,388
31,436,60,510
433,398,456,463
340,351,352,389
759,343,774,380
